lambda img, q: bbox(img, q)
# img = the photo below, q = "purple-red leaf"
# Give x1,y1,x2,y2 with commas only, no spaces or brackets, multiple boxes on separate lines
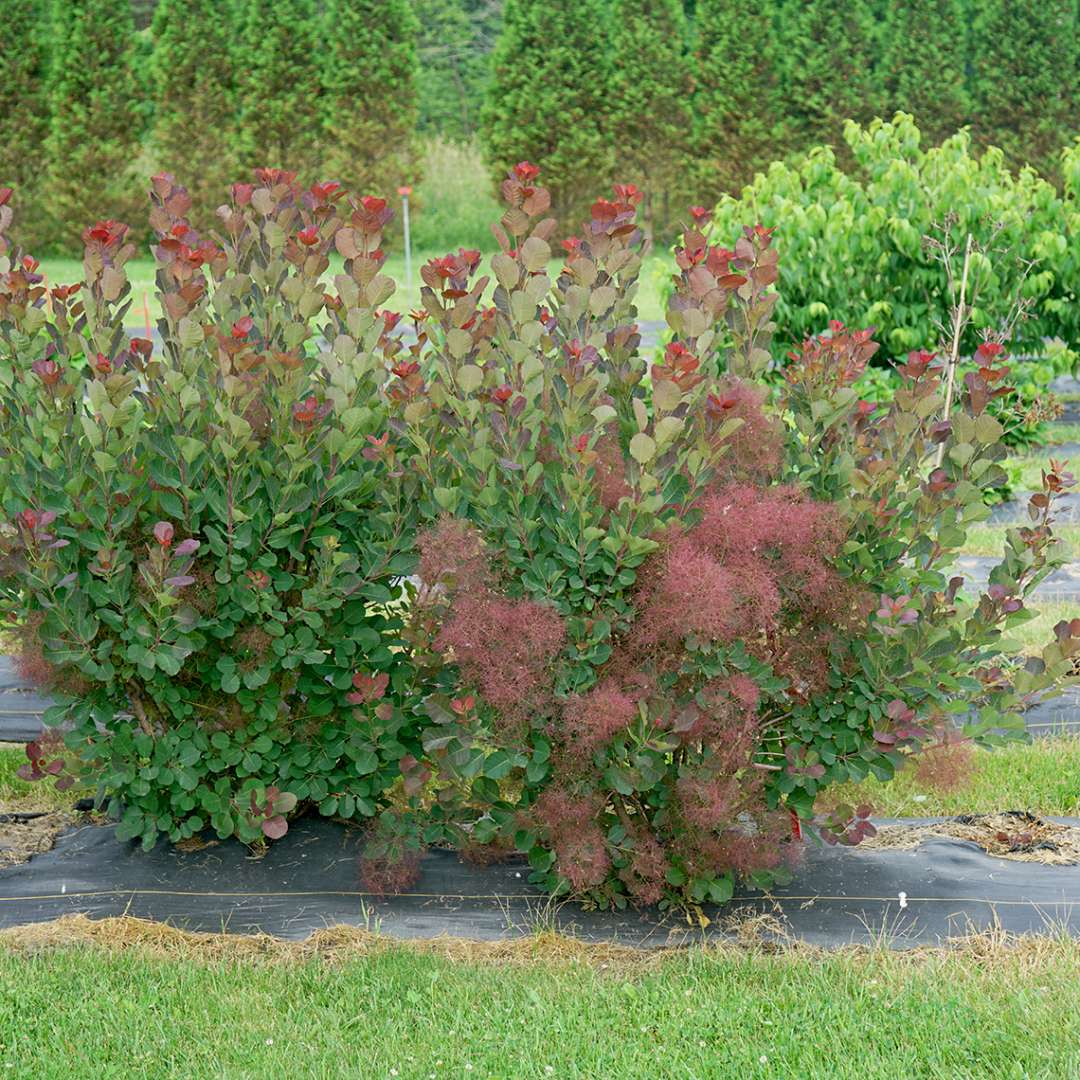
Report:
261,815,288,840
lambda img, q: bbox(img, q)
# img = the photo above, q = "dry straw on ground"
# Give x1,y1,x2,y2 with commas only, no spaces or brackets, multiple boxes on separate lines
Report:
862,812,1080,865
1,913,1078,974
0,812,76,868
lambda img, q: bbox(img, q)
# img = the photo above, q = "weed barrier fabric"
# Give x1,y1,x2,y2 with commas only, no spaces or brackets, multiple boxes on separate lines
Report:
990,491,1080,524
0,817,1078,948
1024,686,1080,736
0,658,54,744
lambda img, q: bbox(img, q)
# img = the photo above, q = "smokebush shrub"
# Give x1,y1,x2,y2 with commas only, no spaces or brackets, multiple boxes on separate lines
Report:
392,166,1077,909
711,114,1080,360
0,174,429,848
1,160,1076,909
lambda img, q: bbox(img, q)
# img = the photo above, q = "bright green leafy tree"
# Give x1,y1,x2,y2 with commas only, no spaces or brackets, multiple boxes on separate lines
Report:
323,0,419,197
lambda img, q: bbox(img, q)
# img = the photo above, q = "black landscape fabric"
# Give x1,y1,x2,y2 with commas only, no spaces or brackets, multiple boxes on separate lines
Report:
0,657,56,744
1,817,1078,948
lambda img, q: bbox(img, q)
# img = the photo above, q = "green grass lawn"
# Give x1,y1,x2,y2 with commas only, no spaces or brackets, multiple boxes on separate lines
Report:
997,602,1080,657
958,524,1080,557
0,928,1078,1079
38,251,675,329
1046,422,1080,443
3,732,1079,1079
0,745,86,812
1005,449,1078,491
828,736,1080,818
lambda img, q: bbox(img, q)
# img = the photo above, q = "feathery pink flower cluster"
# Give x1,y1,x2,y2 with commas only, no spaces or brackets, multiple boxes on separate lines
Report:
436,592,565,734
532,788,611,891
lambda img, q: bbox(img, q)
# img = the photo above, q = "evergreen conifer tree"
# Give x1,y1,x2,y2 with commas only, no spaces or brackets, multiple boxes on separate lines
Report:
0,1,49,244
776,0,880,154
610,0,694,240
236,0,324,174
693,0,787,202
970,0,1079,178
414,0,501,140
150,0,240,225
41,0,143,249
323,0,419,197
482,0,615,228
878,0,969,143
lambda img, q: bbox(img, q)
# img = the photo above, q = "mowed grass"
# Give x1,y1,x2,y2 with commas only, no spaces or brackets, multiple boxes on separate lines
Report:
1004,449,1079,492
1046,422,1080,443
828,737,1080,818
37,250,676,330
958,524,1080,557
998,602,1080,656
0,931,1079,1079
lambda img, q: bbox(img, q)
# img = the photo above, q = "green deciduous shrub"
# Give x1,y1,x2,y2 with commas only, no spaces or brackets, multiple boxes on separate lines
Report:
712,114,1080,360
378,166,1078,909
0,174,431,848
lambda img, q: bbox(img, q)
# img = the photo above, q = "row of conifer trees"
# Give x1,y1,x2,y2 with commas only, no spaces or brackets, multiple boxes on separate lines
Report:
2,0,1078,248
